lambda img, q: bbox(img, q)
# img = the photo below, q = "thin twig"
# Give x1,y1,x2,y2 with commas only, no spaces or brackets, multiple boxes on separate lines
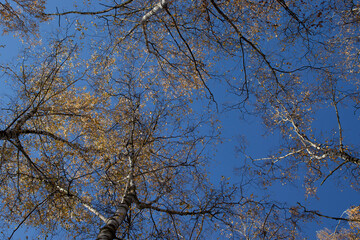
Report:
9,193,54,240
321,160,349,185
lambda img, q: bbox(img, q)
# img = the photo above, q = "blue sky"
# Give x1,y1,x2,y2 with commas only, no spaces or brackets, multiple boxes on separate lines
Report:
209,92,359,238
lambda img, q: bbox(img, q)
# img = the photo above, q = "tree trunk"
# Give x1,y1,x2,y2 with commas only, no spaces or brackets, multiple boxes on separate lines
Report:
96,186,137,240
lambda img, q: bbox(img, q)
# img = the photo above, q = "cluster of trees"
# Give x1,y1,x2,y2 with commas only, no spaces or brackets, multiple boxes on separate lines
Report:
0,0,359,239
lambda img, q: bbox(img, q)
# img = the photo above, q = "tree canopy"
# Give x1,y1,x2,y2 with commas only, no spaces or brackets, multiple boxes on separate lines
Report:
0,0,360,239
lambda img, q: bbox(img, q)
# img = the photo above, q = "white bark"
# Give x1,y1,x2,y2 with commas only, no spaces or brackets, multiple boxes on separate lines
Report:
96,185,137,240
141,0,169,23
96,155,137,240
55,185,108,223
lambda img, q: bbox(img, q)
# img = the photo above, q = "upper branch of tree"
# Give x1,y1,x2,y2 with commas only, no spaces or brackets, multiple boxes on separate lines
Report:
44,0,135,16
298,202,360,223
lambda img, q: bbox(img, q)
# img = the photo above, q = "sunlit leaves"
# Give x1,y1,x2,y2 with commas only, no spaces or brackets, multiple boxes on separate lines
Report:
0,0,49,36
317,206,360,240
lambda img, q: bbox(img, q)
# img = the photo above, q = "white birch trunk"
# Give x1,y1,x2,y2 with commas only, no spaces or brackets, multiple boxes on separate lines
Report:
96,186,137,240
141,0,169,23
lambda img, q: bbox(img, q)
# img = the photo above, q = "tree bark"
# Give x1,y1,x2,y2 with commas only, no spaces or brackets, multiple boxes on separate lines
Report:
96,186,137,240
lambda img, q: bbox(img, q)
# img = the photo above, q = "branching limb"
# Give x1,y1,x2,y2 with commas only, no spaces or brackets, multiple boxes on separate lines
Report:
44,0,134,16
8,192,54,240
137,201,212,216
209,0,286,93
113,0,172,51
275,0,309,32
250,148,305,163
164,7,217,106
8,138,108,224
297,202,360,223
331,85,344,150
55,185,108,223
320,160,350,185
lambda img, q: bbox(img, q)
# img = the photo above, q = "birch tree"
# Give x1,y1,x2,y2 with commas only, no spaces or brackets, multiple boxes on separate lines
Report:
233,0,360,193
0,32,279,239
1,0,360,239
